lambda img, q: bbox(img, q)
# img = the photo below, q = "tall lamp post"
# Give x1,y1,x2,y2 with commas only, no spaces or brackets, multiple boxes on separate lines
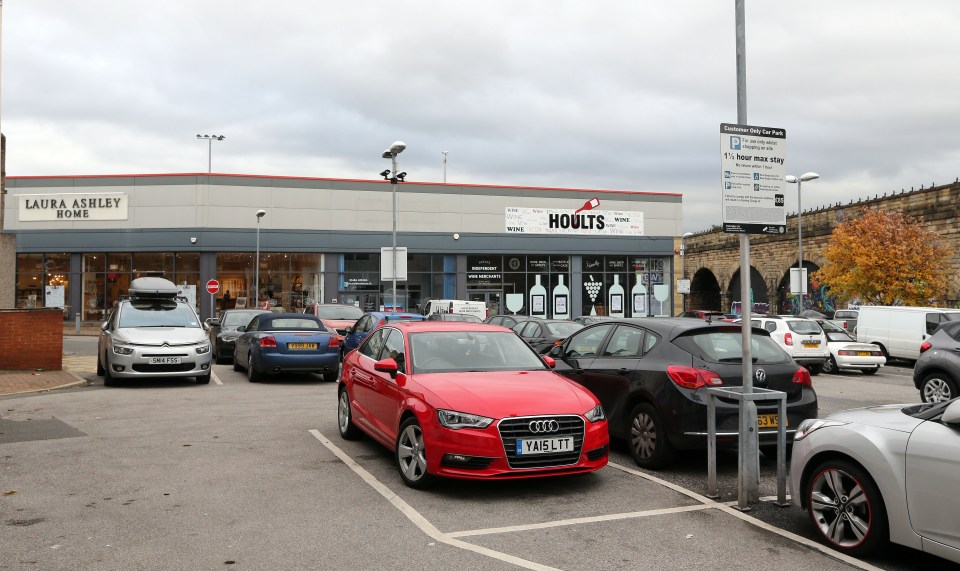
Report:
442,151,448,183
196,134,225,173
681,231,694,312
254,209,266,308
785,172,820,314
381,141,407,313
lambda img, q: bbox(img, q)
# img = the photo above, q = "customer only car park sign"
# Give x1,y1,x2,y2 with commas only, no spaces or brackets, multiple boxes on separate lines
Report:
720,123,787,234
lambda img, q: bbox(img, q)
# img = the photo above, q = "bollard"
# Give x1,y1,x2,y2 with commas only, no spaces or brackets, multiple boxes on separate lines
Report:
75,312,81,334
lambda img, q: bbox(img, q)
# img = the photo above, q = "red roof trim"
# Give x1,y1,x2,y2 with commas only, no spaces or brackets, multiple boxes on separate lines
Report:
7,172,682,197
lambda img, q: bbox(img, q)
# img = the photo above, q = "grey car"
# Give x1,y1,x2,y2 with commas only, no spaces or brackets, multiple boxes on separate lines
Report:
97,278,213,386
791,398,960,562
914,320,960,402
207,309,271,364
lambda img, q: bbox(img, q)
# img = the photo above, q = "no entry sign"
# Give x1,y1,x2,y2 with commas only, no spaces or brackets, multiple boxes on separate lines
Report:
206,279,220,294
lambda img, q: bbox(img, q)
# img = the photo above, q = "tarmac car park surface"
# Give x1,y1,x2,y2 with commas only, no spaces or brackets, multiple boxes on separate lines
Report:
0,337,951,571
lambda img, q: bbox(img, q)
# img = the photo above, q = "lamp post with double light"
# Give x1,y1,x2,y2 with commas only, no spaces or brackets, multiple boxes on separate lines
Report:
196,134,225,173
681,231,694,312
254,209,265,308
785,172,819,314
381,141,407,314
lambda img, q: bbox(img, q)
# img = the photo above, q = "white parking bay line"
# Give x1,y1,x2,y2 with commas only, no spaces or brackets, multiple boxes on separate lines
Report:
211,371,223,385
608,462,882,571
308,429,562,571
448,504,715,538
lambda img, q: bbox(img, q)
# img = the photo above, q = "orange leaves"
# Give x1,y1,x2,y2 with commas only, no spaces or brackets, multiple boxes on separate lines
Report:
814,208,949,306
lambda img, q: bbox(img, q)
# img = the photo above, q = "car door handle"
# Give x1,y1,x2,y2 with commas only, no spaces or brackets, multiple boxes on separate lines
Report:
617,368,630,375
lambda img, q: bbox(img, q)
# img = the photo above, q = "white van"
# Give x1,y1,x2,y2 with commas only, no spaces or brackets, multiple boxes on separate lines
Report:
856,306,960,361
420,299,487,321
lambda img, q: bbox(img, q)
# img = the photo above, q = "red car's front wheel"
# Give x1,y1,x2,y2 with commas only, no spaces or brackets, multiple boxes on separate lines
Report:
396,418,437,489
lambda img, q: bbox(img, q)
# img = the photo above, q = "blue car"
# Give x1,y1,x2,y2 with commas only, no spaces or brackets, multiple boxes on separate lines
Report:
233,313,340,382
341,311,426,360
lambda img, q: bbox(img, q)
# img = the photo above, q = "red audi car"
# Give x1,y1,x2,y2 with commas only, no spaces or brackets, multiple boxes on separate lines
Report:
337,321,609,488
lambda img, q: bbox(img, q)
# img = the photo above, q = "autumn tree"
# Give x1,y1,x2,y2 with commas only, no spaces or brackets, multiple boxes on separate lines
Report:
814,208,949,306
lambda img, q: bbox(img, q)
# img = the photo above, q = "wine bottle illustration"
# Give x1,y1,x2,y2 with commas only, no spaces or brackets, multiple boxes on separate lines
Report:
608,275,625,318
529,275,547,317
552,275,570,319
631,272,647,317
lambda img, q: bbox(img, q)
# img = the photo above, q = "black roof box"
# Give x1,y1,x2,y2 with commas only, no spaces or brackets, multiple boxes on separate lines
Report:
129,277,180,298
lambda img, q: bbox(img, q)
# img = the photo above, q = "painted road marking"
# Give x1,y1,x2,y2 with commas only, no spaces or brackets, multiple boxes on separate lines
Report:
211,371,223,385
308,429,562,571
448,503,715,538
608,462,880,571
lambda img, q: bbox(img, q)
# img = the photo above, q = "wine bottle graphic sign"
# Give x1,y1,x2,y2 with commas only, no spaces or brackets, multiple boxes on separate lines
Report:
608,275,625,318
553,275,570,319
529,275,547,317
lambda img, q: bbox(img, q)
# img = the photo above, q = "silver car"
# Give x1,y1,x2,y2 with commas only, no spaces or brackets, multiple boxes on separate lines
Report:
97,278,212,386
790,398,960,563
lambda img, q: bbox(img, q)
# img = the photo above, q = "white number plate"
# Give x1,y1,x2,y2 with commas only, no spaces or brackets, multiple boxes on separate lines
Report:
516,437,574,455
149,357,182,365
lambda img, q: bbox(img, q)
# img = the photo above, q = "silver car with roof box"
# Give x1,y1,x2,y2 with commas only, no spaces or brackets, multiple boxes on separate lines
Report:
97,277,213,385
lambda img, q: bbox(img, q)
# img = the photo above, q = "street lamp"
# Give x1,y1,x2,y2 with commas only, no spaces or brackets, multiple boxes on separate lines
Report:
681,231,694,312
255,209,266,308
196,134,225,173
785,172,820,314
442,151,448,183
381,141,406,314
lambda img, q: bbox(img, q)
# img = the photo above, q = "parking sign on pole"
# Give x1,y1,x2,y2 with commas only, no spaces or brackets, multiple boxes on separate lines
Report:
720,123,787,235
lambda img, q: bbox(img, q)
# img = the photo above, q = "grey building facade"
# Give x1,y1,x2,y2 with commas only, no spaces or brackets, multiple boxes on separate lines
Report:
3,173,683,321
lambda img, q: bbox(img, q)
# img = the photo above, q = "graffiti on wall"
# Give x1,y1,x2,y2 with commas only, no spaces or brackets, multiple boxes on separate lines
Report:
730,301,770,316
781,284,837,315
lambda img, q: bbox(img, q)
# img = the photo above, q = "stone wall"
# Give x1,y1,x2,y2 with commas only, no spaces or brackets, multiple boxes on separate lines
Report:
682,181,960,311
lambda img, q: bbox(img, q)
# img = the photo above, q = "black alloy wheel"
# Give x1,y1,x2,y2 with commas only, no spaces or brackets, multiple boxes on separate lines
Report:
627,402,674,469
806,459,887,556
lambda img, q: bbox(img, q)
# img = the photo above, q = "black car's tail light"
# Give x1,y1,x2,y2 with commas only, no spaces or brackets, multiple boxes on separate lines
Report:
792,367,812,387
667,365,723,390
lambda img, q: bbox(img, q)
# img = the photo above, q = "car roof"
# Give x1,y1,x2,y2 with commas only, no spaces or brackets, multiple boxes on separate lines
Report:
593,317,770,341
386,321,511,333
367,311,422,319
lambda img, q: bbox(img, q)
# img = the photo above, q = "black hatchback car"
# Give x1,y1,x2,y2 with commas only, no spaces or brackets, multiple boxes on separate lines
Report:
915,320,960,402
547,318,818,468
207,309,271,364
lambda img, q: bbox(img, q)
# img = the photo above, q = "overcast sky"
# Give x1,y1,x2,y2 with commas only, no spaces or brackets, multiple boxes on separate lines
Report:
4,1,959,232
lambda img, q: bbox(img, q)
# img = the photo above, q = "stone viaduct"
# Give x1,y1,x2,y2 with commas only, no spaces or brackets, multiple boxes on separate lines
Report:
682,180,960,315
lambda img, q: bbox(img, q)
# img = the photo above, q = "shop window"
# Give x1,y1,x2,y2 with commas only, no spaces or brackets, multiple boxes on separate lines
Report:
133,253,174,276
176,252,201,273
83,253,106,273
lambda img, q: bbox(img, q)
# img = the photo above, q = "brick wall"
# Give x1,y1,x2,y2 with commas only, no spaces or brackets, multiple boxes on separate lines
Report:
0,308,64,370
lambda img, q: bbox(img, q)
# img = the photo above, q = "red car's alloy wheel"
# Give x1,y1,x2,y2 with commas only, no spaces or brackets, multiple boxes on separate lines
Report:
396,418,436,489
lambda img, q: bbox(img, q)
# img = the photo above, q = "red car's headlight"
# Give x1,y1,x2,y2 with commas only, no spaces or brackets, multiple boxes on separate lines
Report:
437,409,494,430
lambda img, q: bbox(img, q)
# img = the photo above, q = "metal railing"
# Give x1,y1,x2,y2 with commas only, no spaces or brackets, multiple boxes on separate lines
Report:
705,386,789,509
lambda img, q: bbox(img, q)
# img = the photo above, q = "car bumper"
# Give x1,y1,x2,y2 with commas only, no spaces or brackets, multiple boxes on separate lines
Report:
424,416,609,480
834,355,885,369
106,347,212,379
789,435,815,507
254,352,340,374
793,355,829,367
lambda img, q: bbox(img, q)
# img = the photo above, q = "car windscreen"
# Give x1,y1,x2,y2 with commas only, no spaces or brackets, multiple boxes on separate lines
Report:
315,306,365,320
944,313,960,322
817,320,845,333
673,330,790,365
546,322,583,337
223,311,266,326
119,301,201,328
410,331,546,373
825,331,855,342
902,397,959,420
787,320,822,334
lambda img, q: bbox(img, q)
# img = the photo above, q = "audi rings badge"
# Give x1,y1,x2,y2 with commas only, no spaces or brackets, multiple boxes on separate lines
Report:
528,419,560,433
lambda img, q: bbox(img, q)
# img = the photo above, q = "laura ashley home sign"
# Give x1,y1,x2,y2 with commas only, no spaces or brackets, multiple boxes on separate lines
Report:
19,193,129,221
